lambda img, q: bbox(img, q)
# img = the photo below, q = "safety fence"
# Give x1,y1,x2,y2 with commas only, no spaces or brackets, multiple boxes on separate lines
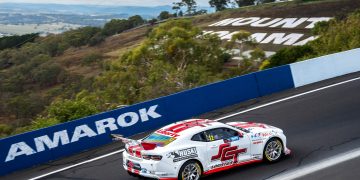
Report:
1,48,359,175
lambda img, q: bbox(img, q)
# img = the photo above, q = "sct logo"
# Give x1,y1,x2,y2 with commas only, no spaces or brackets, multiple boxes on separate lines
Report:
211,144,247,163
4,105,161,162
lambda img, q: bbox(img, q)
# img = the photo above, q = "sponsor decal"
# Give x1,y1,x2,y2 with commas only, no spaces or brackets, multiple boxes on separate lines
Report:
167,147,198,162
5,105,162,162
251,133,261,138
229,136,240,142
261,132,273,137
252,154,262,160
211,144,247,163
156,129,179,138
251,131,273,141
211,160,234,169
224,136,240,143
252,141,263,145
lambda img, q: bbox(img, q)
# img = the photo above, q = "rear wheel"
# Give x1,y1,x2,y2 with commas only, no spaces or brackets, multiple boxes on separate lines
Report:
264,138,283,162
178,160,202,180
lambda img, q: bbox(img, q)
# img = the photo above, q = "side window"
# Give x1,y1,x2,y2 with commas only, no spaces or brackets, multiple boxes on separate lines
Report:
223,128,239,138
204,128,239,142
191,132,207,142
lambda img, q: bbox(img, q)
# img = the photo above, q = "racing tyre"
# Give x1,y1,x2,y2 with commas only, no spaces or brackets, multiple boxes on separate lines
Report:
263,138,283,163
178,160,202,180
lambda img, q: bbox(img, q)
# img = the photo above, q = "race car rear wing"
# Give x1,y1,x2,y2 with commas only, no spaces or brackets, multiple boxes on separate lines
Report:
111,134,157,150
111,134,138,144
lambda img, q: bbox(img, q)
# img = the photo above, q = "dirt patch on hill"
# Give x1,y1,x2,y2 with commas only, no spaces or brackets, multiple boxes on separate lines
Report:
55,27,149,78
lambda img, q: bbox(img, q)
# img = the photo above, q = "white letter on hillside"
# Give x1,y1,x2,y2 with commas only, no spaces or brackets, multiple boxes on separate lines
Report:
96,118,118,134
251,18,283,27
305,17,332,28
34,130,69,152
293,36,318,46
251,33,268,43
219,31,239,41
209,18,243,26
270,18,308,28
5,142,36,162
232,17,261,26
211,31,230,38
117,112,139,127
202,31,213,35
71,125,97,143
139,105,162,122
261,33,304,45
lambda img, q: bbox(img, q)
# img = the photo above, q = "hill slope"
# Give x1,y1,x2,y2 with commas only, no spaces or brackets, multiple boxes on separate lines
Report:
1,0,360,137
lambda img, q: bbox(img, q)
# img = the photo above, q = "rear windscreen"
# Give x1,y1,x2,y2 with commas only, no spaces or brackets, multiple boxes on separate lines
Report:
143,133,176,147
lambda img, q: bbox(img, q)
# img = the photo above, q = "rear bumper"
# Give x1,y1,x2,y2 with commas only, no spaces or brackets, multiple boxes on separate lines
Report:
122,151,178,180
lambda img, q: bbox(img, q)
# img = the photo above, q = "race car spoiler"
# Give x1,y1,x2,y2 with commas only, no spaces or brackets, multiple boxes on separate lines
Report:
111,134,137,144
111,134,157,150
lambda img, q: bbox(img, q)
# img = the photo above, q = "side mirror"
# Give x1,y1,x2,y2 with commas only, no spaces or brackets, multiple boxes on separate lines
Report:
238,132,244,138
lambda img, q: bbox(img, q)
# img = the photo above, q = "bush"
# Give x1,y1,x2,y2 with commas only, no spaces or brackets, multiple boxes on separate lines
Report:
0,33,39,50
263,9,360,69
263,45,314,69
47,99,99,123
88,32,106,46
6,94,46,119
64,27,101,47
31,62,64,87
102,19,132,36
158,11,172,20
0,124,12,138
81,53,103,65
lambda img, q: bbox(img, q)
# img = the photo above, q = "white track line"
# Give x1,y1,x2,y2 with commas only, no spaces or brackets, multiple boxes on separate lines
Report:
215,76,360,121
267,147,360,180
29,76,360,180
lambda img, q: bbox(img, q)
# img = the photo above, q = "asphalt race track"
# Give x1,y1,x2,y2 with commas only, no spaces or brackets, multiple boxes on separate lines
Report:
3,72,360,180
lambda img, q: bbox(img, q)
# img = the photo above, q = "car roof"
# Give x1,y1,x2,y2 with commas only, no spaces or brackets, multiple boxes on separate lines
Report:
155,119,227,138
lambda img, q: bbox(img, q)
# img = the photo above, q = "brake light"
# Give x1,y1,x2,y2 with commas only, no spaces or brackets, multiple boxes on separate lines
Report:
141,142,157,150
142,155,151,160
142,155,162,161
151,155,162,161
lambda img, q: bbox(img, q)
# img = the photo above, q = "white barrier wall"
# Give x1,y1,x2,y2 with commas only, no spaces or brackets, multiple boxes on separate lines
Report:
290,48,360,87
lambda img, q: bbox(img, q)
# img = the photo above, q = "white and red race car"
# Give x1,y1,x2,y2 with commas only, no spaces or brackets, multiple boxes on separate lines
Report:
113,119,291,180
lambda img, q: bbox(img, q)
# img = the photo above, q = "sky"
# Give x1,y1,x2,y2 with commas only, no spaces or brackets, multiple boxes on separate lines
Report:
0,0,210,6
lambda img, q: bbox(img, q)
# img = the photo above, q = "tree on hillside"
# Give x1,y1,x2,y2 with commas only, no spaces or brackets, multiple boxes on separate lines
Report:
172,2,182,16
173,0,197,15
128,15,145,27
227,31,257,57
89,19,231,108
234,0,255,7
63,27,101,47
0,33,39,50
226,31,265,69
158,11,172,20
102,19,132,36
209,0,230,11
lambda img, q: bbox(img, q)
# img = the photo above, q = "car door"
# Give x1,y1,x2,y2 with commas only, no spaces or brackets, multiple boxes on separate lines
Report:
204,128,251,170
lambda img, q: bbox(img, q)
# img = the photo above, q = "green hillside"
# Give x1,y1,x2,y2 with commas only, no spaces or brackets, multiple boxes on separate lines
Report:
1,0,360,138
